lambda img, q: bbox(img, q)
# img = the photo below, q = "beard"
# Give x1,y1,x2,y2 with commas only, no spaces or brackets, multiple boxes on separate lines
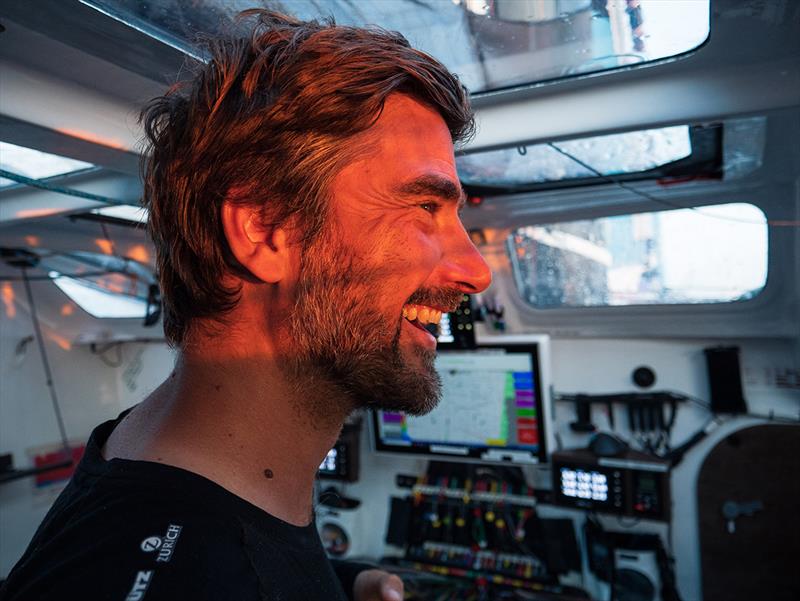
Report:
282,231,458,417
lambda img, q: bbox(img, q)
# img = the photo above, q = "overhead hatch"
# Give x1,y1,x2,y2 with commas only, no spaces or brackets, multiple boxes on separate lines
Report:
0,142,94,190
84,0,710,94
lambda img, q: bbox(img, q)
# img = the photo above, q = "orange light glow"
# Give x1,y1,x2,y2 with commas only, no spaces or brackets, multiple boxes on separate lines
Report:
93,273,131,295
47,332,72,351
95,238,114,255
55,128,129,151
24,235,41,247
126,244,150,264
60,304,75,316
16,208,61,219
2,283,16,318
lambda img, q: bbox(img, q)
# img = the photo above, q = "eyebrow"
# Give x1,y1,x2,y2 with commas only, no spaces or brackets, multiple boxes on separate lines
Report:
393,174,467,209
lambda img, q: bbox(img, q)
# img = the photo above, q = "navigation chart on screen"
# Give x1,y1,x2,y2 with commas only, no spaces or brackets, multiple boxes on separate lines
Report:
378,350,542,455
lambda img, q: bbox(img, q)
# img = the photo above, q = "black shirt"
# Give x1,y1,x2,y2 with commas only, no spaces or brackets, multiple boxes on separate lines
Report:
1,414,364,601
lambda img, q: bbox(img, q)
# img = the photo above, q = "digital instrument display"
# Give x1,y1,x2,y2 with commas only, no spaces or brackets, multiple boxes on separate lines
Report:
551,450,670,520
560,467,609,502
318,425,359,481
372,344,547,464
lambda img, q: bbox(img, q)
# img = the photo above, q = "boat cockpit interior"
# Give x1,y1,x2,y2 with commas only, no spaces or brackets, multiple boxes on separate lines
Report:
1,1,799,599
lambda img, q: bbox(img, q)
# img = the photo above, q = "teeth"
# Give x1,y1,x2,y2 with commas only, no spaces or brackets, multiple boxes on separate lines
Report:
402,304,443,325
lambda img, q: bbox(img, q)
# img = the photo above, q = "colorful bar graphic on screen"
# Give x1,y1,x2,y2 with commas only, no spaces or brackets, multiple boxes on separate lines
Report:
381,411,409,440
512,371,538,446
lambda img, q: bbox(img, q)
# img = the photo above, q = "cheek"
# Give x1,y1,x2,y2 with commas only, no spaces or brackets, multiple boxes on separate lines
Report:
379,221,440,266
410,235,441,271
345,217,443,300
377,233,441,303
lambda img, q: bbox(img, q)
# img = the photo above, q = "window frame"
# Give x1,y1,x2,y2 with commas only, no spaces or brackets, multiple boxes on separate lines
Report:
491,193,795,339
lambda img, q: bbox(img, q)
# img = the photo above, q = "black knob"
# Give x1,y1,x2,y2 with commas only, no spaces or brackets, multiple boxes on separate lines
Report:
632,366,656,388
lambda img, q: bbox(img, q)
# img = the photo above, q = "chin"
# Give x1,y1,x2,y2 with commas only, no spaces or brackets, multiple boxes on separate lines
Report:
355,346,442,416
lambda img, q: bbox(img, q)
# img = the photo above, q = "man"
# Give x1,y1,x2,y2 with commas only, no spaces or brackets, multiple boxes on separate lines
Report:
1,10,491,600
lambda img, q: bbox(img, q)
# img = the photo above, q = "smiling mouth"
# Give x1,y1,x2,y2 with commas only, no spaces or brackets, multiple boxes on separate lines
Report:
402,304,443,332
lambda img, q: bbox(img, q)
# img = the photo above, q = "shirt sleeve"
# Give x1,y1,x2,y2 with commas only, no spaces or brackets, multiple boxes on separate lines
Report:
1,507,258,601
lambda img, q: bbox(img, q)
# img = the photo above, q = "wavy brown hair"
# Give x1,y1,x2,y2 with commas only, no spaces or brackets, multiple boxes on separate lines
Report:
140,9,473,347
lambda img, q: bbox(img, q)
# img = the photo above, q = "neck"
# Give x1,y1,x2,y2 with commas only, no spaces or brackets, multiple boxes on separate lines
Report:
105,348,352,526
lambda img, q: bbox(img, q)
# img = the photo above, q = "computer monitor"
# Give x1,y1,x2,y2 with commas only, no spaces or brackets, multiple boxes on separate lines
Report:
371,341,549,464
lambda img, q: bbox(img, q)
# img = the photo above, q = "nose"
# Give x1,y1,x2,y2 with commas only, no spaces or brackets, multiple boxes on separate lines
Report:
441,223,492,294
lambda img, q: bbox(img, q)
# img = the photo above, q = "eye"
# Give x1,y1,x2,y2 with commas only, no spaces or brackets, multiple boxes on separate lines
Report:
419,201,441,214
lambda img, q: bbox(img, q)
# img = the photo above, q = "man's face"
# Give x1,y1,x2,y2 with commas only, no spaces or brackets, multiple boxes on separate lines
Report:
285,95,491,415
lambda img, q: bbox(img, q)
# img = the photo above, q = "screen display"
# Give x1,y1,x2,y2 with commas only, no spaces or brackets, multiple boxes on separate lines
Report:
560,467,609,502
319,448,338,474
373,345,546,464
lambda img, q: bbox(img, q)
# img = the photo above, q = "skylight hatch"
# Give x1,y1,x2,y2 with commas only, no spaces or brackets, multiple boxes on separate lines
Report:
85,0,710,94
457,125,692,189
0,142,94,189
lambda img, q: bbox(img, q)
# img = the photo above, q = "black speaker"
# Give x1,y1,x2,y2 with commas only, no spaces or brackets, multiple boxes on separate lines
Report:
704,346,747,414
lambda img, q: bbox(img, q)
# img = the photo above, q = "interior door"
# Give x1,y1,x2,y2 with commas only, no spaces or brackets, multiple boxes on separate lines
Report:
697,424,800,600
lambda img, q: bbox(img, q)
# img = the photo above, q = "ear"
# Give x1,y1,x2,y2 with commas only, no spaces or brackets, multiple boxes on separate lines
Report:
221,202,289,284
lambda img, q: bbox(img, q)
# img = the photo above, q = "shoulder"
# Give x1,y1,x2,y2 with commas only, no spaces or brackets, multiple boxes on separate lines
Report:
2,489,260,601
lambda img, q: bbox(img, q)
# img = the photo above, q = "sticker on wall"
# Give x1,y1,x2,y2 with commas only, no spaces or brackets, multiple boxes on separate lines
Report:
123,347,145,392
744,366,800,390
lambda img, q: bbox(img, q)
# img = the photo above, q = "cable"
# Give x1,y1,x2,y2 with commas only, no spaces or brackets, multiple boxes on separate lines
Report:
1,251,151,283
0,271,115,282
546,142,799,228
664,417,721,467
20,267,72,456
681,393,711,411
668,390,799,423
0,168,124,206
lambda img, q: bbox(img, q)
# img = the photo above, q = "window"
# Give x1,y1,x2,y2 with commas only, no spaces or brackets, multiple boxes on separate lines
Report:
51,274,150,319
86,0,710,94
26,250,157,319
0,142,94,189
509,203,768,308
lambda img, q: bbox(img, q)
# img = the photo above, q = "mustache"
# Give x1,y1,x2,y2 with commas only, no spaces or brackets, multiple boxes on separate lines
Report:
406,287,465,314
